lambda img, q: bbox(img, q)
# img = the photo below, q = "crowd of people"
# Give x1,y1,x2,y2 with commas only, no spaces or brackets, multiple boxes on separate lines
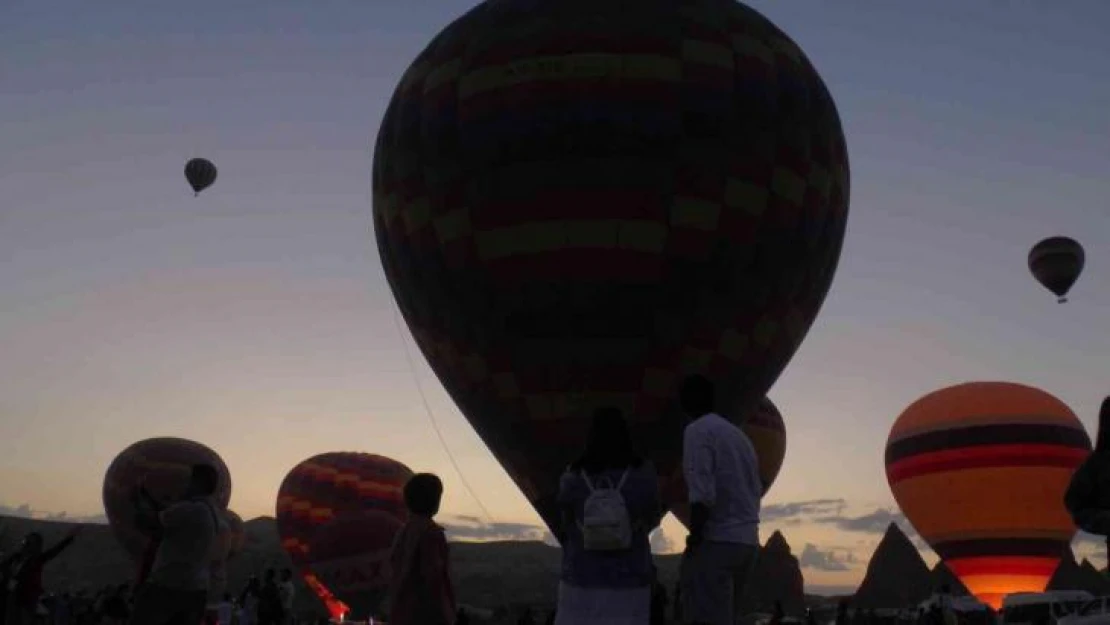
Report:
1,374,769,625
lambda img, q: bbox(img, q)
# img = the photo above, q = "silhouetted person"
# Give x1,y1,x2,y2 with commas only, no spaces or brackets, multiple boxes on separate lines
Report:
129,463,226,625
389,473,456,625
258,570,283,625
650,580,667,625
278,570,294,625
678,375,761,625
835,601,850,625
456,608,470,625
2,528,81,625
1066,397,1110,561
554,407,663,625
806,608,817,625
239,578,261,625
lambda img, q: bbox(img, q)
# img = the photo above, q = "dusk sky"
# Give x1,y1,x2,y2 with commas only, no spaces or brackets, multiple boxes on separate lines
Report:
3,1,1109,593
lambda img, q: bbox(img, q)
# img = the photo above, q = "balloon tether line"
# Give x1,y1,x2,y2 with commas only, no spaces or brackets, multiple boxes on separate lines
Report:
391,306,497,525
391,305,513,613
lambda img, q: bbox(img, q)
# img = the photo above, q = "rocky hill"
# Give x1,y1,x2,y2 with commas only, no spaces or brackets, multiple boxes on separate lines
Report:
853,523,933,608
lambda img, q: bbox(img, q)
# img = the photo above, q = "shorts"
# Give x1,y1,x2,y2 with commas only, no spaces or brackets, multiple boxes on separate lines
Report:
680,541,758,625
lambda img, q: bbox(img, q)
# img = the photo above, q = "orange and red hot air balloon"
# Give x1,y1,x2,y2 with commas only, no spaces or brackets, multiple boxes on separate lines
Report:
102,438,232,566
275,452,412,618
885,382,1091,609
667,397,786,527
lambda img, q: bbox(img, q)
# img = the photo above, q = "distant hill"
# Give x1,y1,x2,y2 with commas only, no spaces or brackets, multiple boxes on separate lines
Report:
0,515,692,615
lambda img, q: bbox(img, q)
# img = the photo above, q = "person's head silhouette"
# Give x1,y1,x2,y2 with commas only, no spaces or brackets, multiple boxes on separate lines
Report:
679,374,714,419
572,406,642,474
404,473,444,518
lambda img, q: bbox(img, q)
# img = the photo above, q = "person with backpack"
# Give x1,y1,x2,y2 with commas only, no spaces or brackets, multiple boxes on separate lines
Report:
678,375,761,625
553,406,663,625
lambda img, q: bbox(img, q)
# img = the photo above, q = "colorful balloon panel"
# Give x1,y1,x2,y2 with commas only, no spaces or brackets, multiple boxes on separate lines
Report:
308,511,403,617
275,452,412,610
102,437,232,559
372,0,849,534
668,397,786,528
885,382,1091,609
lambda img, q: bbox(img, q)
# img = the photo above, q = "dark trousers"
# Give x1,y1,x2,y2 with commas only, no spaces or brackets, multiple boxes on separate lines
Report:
129,584,207,625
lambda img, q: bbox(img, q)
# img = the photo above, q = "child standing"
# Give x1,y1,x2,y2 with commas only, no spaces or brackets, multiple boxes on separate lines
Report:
388,474,456,625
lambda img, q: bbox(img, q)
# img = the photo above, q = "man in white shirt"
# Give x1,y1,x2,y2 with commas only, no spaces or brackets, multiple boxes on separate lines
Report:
679,375,762,625
129,464,227,625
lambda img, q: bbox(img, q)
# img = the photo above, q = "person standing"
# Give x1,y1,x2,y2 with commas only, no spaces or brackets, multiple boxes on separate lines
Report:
2,528,81,625
553,407,663,625
128,464,227,625
678,375,762,625
277,570,295,625
257,570,284,625
388,473,457,625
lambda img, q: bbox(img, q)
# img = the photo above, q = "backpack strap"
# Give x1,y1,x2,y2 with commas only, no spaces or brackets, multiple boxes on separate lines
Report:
616,469,630,490
580,469,594,492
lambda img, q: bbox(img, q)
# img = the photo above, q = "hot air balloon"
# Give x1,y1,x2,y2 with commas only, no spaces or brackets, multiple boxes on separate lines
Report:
102,437,232,560
275,452,412,614
372,0,849,535
224,510,246,558
666,397,786,528
307,510,403,619
1029,237,1084,303
184,158,218,196
885,382,1091,609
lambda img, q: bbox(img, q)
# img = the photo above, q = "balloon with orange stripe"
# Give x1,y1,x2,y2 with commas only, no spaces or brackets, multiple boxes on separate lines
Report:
885,382,1091,609
275,452,412,616
667,397,786,527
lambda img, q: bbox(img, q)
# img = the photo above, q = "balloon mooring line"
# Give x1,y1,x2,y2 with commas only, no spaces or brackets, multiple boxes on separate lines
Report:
390,306,498,527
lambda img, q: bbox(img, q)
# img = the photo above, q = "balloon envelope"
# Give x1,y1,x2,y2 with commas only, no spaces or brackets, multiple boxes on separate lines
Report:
668,397,786,528
372,0,849,534
275,452,412,610
307,510,403,619
184,158,218,195
885,382,1091,609
1028,236,1084,303
102,437,232,560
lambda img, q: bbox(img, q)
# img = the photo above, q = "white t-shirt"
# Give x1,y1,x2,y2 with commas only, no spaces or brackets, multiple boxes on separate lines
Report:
149,497,226,590
683,413,761,544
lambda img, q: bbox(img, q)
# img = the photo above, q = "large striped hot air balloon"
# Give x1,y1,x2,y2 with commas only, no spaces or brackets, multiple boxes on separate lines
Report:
667,397,786,527
885,382,1091,609
372,0,850,535
275,452,412,617
102,437,232,561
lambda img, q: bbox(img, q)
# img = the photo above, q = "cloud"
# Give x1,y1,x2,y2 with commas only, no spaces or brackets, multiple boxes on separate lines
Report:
0,504,106,524
800,544,851,572
762,499,847,524
815,508,908,534
0,504,33,519
442,516,547,542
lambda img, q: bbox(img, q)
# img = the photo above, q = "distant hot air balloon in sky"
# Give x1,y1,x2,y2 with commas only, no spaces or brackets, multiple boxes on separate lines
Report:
372,0,850,535
1029,237,1084,303
885,382,1091,609
668,397,786,528
275,452,412,616
102,437,232,560
184,158,218,196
